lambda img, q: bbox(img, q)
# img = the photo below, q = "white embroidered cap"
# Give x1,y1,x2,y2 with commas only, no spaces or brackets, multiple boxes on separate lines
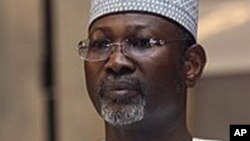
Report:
89,0,199,39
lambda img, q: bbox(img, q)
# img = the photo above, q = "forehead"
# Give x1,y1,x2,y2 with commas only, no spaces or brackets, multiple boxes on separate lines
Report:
89,13,182,39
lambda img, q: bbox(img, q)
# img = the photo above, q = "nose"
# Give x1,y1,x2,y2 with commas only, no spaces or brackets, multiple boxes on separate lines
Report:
104,47,136,77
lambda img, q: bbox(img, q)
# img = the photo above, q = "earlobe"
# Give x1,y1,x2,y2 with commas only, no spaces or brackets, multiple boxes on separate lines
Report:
184,44,207,87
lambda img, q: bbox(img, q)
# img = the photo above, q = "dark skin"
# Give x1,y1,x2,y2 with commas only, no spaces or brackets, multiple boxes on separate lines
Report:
84,13,206,141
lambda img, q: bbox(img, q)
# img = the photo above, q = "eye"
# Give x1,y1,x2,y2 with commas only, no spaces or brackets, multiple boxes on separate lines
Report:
149,38,165,46
89,39,110,50
128,37,152,49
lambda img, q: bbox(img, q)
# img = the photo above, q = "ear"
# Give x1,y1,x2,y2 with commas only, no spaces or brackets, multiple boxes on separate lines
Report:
184,44,207,87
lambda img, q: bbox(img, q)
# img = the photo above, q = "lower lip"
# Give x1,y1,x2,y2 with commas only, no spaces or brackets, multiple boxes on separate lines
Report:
103,89,139,100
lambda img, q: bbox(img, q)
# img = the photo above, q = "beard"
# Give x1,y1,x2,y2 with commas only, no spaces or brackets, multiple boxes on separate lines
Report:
101,95,146,126
97,76,147,126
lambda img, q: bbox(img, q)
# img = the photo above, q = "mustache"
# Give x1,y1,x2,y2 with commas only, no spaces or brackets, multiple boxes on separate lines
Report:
97,75,147,97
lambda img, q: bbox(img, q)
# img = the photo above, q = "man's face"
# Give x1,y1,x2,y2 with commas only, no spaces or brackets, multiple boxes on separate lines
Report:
84,13,188,127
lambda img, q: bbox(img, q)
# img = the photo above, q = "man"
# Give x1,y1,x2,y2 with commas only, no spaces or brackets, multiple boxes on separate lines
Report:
77,0,220,141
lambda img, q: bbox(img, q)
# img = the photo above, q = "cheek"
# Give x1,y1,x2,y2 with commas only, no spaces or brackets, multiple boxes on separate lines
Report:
84,62,103,113
142,54,181,93
145,60,180,98
140,51,184,111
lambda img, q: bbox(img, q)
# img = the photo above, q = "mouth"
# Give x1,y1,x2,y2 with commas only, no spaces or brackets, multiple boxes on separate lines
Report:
100,82,141,101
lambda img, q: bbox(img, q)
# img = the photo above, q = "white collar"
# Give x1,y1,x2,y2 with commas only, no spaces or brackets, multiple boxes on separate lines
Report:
102,138,221,141
193,138,222,141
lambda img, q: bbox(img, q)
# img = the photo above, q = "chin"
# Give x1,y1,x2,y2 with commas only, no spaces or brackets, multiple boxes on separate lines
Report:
100,95,146,126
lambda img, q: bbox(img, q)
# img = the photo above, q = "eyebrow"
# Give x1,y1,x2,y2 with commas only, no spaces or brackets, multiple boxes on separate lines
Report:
89,24,149,38
88,27,109,39
127,24,148,32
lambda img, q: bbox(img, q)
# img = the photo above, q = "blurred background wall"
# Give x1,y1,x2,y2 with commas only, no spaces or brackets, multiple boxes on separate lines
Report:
0,0,249,141
0,0,45,141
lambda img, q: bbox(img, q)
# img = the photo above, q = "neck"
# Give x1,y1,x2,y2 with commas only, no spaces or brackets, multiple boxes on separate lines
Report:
105,113,191,141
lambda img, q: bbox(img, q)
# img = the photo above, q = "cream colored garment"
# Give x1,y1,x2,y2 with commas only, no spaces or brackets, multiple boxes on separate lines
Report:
193,138,222,141
102,138,222,141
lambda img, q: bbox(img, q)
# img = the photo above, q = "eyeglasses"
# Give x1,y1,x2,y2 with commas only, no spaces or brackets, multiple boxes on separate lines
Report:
76,37,186,62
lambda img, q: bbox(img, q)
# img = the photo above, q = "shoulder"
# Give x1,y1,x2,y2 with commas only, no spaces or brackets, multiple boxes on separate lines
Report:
193,137,222,141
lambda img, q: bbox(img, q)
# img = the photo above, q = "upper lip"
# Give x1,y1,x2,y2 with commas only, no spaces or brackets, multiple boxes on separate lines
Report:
100,81,139,99
103,82,135,91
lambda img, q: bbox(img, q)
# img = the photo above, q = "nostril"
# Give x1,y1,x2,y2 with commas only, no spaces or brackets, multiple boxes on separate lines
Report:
106,67,117,76
105,66,134,77
120,67,134,75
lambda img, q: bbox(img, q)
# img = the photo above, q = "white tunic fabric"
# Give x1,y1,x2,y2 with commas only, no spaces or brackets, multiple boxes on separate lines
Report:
193,138,222,141
102,138,221,141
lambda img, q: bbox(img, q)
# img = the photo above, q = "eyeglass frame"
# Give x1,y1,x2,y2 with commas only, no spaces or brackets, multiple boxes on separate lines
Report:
76,37,187,62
